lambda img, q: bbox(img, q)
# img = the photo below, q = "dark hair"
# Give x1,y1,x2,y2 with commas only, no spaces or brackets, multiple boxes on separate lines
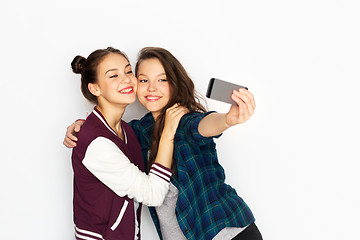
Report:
71,47,129,104
135,47,207,169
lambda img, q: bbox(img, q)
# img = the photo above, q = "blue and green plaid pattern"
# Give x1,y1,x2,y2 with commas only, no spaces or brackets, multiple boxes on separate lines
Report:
129,112,255,240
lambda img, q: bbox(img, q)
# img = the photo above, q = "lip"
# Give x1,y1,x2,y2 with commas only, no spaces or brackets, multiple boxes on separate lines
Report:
145,95,162,102
119,87,134,94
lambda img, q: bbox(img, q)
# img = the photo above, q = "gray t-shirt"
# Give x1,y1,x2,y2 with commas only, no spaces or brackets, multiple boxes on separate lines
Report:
155,183,247,240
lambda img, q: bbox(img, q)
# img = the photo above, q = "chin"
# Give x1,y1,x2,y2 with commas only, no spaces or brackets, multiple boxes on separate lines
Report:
144,106,159,112
128,96,137,103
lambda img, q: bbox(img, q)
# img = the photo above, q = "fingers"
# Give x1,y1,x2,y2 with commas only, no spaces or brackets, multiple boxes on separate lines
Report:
232,88,255,116
63,137,77,148
63,129,77,148
226,88,256,126
66,125,79,142
164,103,189,132
172,108,188,122
74,124,81,133
63,121,84,149
166,103,187,118
168,104,188,118
166,103,182,114
232,95,250,117
74,120,85,132
235,88,255,106
234,88,255,108
66,130,78,142
232,94,252,119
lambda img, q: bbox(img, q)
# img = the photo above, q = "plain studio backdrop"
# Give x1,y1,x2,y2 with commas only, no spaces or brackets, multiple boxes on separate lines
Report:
1,0,359,239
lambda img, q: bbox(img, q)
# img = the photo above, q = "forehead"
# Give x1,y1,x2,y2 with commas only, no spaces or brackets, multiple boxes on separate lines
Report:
138,58,165,75
98,53,129,73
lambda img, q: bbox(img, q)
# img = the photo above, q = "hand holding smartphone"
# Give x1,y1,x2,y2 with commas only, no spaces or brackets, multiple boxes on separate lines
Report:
206,78,248,105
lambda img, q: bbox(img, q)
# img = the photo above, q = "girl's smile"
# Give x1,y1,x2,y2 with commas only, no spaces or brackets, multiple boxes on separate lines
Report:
119,86,135,94
144,95,162,101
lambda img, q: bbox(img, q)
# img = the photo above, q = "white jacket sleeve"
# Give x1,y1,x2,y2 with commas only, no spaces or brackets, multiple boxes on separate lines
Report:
82,137,172,206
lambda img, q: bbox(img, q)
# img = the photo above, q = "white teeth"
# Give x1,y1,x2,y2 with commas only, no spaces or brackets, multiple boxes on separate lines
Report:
146,96,160,100
120,88,132,93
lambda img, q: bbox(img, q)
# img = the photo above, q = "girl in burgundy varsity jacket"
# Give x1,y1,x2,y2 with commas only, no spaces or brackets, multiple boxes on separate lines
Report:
70,47,188,240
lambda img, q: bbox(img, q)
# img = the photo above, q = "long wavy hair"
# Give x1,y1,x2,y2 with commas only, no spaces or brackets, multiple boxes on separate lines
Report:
135,47,207,169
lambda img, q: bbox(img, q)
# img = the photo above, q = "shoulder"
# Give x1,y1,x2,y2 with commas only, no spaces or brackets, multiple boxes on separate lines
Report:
86,136,120,153
128,113,154,144
128,112,153,128
76,113,110,149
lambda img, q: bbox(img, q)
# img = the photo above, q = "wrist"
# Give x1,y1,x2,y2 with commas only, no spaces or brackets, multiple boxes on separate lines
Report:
159,134,174,144
161,127,176,141
224,114,233,129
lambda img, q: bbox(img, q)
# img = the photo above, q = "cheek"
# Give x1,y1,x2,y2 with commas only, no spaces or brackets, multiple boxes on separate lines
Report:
162,86,171,99
137,93,147,106
136,86,144,97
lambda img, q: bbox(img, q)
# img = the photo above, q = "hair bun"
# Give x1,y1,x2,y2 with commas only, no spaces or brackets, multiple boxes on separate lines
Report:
71,55,86,74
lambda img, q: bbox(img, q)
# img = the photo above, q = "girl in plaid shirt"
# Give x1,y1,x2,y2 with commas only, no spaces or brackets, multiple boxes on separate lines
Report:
65,47,262,240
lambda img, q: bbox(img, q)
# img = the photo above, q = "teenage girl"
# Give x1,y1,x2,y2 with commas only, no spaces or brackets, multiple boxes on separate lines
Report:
69,47,187,240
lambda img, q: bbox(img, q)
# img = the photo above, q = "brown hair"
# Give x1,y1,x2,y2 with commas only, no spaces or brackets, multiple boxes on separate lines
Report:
135,47,207,169
71,47,129,104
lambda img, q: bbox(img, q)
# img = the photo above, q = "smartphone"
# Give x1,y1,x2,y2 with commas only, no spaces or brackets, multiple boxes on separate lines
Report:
206,78,248,105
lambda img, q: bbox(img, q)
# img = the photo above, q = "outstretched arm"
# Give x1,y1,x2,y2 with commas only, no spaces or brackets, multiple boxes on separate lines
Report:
198,88,256,137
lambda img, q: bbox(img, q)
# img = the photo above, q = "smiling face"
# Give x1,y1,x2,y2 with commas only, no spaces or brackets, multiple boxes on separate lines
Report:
136,58,171,119
90,53,137,107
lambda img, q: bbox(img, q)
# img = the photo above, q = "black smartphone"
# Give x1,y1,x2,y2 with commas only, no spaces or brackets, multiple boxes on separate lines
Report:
206,78,248,105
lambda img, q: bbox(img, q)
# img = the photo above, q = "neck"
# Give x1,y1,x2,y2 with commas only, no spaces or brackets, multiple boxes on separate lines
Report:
96,101,126,139
151,111,160,121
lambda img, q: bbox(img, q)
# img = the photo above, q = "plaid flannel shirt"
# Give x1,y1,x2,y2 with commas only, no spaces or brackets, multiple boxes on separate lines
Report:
129,111,255,240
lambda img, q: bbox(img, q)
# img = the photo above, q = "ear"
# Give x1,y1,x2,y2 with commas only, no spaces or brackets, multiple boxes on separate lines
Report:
88,83,101,97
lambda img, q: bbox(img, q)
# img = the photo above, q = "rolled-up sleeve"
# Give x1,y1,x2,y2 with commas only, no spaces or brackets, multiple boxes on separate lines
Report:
180,111,222,145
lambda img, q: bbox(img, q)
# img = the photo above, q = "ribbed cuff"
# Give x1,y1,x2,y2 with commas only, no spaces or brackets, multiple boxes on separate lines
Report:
149,163,172,182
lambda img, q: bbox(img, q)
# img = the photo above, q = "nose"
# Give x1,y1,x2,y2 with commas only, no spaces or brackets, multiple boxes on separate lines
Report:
147,80,156,92
120,74,131,84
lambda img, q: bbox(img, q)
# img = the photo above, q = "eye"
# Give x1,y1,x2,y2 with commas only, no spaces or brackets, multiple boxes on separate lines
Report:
109,74,118,78
159,79,168,82
126,70,133,74
139,79,148,83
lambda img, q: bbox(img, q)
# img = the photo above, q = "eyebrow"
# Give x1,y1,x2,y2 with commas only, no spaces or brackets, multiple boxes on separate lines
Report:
105,64,131,75
138,73,166,77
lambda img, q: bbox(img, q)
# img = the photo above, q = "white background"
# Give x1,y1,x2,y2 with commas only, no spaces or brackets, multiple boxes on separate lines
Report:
1,0,359,239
